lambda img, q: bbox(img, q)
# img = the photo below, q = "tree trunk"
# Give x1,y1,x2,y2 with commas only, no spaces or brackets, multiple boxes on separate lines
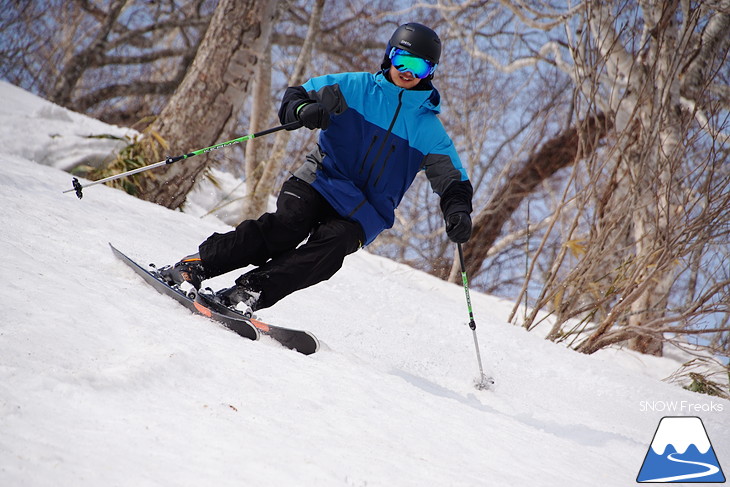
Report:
241,38,273,219
625,2,685,357
240,0,326,220
137,0,278,209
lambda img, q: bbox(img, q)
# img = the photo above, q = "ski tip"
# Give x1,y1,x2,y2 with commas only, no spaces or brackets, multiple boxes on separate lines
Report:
310,335,321,354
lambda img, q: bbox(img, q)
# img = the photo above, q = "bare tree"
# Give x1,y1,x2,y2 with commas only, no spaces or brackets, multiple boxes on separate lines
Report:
456,112,611,281
240,0,326,220
1,0,213,126
135,0,279,209
435,0,730,361
495,1,730,358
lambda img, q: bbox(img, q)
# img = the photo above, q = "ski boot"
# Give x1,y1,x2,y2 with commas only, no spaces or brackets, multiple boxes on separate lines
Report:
216,285,260,318
158,253,207,298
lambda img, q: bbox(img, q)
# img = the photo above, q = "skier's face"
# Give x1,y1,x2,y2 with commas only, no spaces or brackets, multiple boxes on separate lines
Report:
389,65,421,89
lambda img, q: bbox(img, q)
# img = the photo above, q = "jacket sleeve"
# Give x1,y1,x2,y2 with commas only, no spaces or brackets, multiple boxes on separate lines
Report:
422,140,473,218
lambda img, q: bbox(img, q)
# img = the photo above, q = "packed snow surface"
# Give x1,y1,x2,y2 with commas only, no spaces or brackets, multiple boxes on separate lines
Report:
1,81,727,486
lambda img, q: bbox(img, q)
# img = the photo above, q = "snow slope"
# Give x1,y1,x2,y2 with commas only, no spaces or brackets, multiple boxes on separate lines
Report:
0,81,134,171
1,81,727,486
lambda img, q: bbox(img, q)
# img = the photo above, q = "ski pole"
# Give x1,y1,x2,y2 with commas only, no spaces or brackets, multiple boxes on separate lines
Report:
63,120,302,199
457,243,494,390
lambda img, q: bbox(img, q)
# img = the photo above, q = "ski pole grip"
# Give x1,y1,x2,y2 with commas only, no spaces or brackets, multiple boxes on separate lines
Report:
165,154,187,164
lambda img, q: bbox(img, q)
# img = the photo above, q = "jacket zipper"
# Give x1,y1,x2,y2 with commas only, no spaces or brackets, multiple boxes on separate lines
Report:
373,144,396,187
359,135,378,174
364,90,404,186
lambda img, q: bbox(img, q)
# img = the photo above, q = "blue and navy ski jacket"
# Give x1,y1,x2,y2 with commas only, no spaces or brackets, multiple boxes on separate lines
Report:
279,70,472,245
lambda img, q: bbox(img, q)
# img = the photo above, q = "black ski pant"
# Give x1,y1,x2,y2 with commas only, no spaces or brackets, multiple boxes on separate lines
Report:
198,177,364,311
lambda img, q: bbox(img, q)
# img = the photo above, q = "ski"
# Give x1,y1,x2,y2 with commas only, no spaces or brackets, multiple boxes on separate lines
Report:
110,243,320,354
110,243,258,340
195,291,320,355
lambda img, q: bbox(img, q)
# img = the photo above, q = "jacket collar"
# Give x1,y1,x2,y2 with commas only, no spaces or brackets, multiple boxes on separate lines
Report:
374,70,441,113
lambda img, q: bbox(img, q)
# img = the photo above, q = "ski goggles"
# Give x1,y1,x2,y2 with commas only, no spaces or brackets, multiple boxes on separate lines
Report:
389,48,437,79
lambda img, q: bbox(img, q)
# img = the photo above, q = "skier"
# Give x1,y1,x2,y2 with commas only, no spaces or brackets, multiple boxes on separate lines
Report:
160,22,473,312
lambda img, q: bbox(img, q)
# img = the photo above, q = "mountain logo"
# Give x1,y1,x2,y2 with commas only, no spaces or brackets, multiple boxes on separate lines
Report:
637,416,725,483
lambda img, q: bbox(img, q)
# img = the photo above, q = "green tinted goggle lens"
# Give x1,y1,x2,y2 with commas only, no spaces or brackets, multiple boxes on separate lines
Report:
389,48,437,79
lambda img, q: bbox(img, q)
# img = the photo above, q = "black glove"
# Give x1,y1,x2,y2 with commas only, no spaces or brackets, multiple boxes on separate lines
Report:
445,212,472,243
296,102,330,130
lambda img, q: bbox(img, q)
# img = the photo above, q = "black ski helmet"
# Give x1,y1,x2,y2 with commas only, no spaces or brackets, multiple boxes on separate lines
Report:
381,23,441,73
